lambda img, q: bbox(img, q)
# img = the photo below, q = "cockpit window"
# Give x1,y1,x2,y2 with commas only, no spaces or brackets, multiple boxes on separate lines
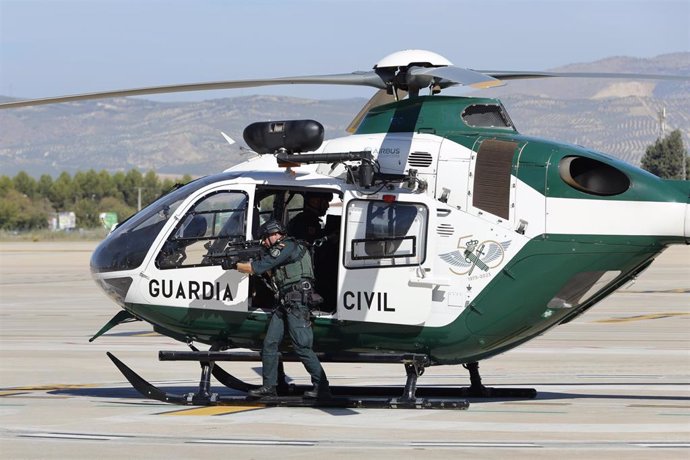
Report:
461,104,514,129
157,191,249,269
90,175,220,273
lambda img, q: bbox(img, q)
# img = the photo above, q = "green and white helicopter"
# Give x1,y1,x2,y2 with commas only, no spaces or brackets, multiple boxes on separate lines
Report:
3,50,688,409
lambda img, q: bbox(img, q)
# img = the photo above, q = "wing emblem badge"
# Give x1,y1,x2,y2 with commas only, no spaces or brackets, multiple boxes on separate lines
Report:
439,237,511,276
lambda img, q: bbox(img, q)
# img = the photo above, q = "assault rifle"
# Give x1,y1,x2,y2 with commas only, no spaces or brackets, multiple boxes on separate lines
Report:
205,239,265,270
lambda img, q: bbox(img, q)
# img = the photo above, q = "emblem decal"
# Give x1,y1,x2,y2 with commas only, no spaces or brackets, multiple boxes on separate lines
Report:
439,236,511,276
270,247,281,258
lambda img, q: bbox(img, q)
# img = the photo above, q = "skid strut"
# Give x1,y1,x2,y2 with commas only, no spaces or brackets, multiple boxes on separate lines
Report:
395,355,428,407
192,359,217,404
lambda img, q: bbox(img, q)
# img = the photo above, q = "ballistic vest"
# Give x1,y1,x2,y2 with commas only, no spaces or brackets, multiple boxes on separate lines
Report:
273,237,314,291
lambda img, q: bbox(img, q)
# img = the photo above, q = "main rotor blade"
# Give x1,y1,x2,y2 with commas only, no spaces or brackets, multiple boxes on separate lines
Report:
476,70,690,81
407,66,505,89
0,71,386,109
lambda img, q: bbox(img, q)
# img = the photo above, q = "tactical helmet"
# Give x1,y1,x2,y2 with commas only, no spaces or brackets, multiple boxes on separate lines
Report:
259,218,286,239
306,191,333,202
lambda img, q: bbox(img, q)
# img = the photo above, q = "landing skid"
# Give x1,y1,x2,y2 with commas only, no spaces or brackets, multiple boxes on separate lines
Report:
167,349,536,399
107,350,535,409
210,362,535,399
107,351,469,409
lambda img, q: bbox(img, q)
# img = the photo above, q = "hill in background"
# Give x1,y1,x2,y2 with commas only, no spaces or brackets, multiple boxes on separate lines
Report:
1,53,688,177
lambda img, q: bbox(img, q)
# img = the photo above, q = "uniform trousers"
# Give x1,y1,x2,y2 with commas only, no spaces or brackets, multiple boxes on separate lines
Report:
261,303,327,388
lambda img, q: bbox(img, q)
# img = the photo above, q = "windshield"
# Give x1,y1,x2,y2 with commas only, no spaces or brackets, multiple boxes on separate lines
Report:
91,174,231,273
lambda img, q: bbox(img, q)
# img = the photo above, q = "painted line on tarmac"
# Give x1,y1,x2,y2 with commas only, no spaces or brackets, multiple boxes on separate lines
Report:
0,391,30,397
595,312,689,323
409,441,690,449
161,405,266,416
631,443,690,448
19,432,131,441
7,431,690,450
0,384,97,399
628,404,690,409
187,439,315,446
0,383,98,400
410,441,540,448
0,384,96,392
469,409,569,414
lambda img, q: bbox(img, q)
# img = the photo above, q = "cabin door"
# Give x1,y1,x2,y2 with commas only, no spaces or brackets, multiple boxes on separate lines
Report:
338,191,433,325
140,183,256,313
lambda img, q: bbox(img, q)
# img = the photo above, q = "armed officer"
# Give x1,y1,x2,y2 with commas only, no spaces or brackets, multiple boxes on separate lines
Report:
287,192,333,244
235,218,330,399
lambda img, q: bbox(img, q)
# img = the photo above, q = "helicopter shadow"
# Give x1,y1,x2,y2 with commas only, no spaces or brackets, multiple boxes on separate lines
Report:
533,391,690,403
48,379,690,409
464,382,690,405
48,385,361,415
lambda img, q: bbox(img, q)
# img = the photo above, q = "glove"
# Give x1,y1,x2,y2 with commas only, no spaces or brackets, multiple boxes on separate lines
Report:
221,260,238,270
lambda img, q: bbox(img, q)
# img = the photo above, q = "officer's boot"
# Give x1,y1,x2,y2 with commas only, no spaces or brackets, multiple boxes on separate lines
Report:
304,382,331,399
248,385,277,398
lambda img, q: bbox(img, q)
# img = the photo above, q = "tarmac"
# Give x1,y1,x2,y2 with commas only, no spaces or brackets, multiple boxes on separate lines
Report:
0,241,688,459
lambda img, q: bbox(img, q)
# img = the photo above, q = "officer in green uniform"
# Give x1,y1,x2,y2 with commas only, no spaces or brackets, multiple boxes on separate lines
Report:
236,218,330,399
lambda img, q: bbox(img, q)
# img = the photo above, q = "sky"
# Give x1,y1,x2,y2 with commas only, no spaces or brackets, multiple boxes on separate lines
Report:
1,0,688,102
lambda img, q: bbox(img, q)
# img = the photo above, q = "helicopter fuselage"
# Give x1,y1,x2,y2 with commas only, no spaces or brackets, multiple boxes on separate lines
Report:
90,95,689,365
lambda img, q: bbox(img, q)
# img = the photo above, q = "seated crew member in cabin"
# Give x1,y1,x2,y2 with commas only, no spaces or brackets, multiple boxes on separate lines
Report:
287,192,333,244
288,191,339,310
235,218,330,399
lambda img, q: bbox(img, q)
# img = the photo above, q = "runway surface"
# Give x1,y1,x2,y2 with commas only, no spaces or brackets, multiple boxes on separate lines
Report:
0,241,688,459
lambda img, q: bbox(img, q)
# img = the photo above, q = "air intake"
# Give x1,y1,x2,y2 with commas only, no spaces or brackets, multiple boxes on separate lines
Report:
408,151,433,168
436,223,454,237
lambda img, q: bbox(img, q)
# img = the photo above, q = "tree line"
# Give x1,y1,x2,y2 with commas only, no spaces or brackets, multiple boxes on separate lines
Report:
0,169,192,230
640,129,689,180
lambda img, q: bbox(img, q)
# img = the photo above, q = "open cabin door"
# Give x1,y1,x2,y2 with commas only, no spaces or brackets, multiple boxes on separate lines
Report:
338,191,434,325
138,183,256,313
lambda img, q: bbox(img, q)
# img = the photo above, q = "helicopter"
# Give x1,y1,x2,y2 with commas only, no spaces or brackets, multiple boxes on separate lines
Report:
2,49,688,409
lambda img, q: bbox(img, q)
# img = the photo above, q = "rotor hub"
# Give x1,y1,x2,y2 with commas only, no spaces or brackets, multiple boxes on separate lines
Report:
374,50,455,96
374,50,453,69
